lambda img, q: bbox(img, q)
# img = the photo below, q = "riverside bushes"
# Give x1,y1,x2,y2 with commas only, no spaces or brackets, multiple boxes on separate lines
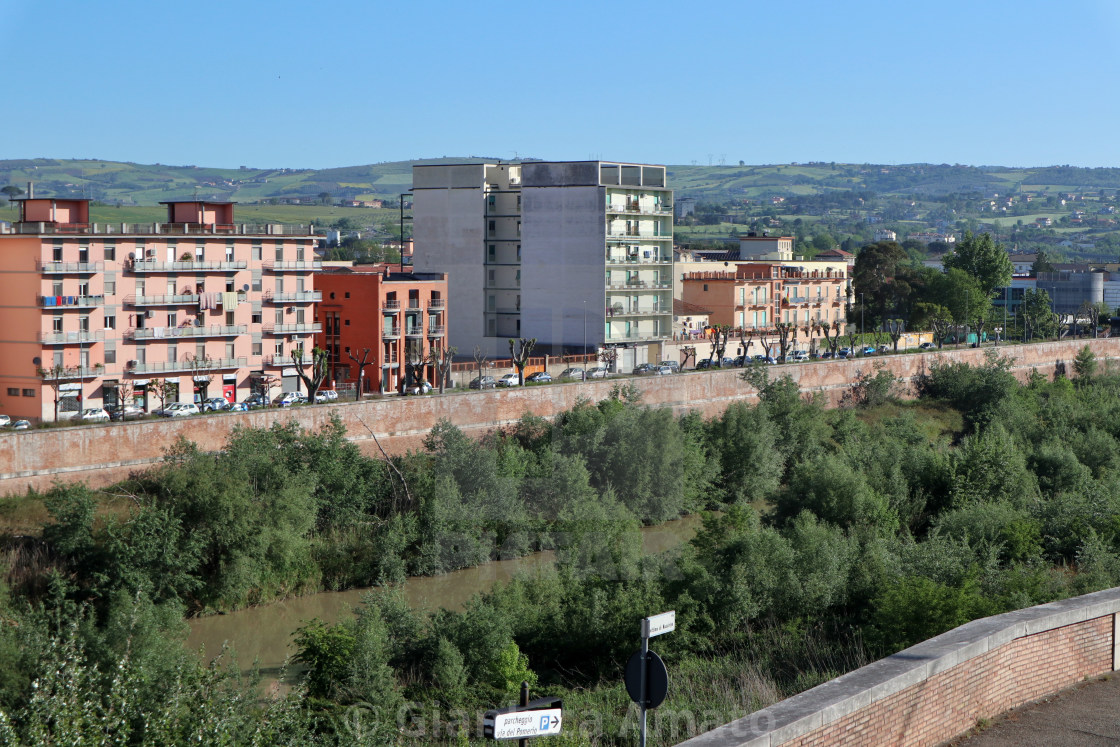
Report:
4,358,1120,744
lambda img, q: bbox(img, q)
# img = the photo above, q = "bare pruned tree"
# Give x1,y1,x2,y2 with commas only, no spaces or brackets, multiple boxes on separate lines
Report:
509,337,537,385
433,344,457,394
347,347,376,400
885,319,905,352
708,325,731,366
680,345,697,370
930,311,953,349
819,320,843,356
293,344,329,402
775,322,796,362
473,346,488,388
37,363,81,421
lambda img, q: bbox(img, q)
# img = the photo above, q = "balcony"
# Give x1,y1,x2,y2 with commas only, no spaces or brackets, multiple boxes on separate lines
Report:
4,222,316,237
606,280,673,290
37,261,104,274
604,332,672,343
264,290,322,303
39,330,105,345
606,306,670,318
426,325,446,336
263,355,305,366
128,259,247,272
39,365,104,379
606,231,672,241
605,201,673,216
427,299,446,310
263,323,322,335
382,299,401,313
123,293,201,307
128,357,247,374
40,295,105,308
262,260,323,271
404,326,425,338
382,326,401,339
125,324,247,340
604,256,672,266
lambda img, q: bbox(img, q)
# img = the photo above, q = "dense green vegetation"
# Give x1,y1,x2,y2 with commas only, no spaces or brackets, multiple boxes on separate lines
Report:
3,359,1120,744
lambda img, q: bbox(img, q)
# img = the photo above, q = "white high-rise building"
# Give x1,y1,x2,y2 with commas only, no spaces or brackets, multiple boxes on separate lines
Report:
412,160,674,370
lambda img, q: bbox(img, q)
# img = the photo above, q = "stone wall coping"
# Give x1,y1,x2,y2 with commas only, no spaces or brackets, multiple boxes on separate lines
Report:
677,585,1120,747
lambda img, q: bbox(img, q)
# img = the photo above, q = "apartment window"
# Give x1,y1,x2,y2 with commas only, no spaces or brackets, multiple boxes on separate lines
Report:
488,194,496,208
296,246,305,261
226,279,235,293
344,292,350,299
195,243,204,261
53,316,63,333
105,348,116,364
195,343,205,360
516,221,521,236
344,319,350,326
52,281,63,296
53,243,63,262
275,309,284,324
104,242,116,261
488,220,496,235
226,244,234,262
276,277,284,293
20,389,32,397
105,280,115,296
703,284,708,292
54,351,63,367
167,279,176,295
488,245,496,262
516,195,521,210
488,269,496,286
167,345,178,364
168,312,178,327
275,243,284,261
104,315,116,330
251,312,262,324
226,342,235,359
136,348,145,364
252,243,262,261
80,350,89,369
79,243,89,263
488,295,495,311
6,388,17,397
296,309,305,324
252,341,262,356
297,277,305,293
515,270,521,287
275,342,284,355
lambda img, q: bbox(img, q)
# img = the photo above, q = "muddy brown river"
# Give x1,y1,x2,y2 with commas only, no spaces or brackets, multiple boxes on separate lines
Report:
185,513,704,678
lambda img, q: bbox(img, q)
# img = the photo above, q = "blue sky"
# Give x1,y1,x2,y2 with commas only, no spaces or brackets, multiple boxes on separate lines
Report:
3,0,1120,169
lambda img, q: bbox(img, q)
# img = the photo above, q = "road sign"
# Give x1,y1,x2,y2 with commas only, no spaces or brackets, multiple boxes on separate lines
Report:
625,649,669,708
484,708,562,741
642,611,675,638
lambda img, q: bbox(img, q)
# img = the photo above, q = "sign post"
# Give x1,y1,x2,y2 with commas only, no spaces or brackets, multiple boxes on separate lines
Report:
625,611,674,747
483,686,562,743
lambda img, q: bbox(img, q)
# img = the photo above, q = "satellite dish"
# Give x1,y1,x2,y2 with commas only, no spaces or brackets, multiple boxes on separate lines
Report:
128,252,136,259
32,357,41,365
242,284,249,292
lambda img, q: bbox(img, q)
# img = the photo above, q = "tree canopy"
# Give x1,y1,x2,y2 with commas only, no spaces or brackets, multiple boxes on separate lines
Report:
943,232,1013,297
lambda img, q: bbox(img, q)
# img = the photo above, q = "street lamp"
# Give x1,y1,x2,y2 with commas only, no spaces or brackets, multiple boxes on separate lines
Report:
859,293,864,354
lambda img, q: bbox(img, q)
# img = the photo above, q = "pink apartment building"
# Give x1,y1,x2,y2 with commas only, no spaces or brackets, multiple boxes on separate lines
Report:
0,198,321,420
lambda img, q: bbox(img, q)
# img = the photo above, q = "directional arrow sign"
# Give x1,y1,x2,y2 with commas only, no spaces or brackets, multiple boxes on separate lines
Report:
485,708,562,740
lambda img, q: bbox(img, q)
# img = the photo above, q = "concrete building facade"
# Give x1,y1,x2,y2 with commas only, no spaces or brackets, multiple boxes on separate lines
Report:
0,197,320,420
412,160,673,371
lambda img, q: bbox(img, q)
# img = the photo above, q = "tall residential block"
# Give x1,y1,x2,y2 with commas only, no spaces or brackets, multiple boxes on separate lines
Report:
412,161,674,371
0,198,320,420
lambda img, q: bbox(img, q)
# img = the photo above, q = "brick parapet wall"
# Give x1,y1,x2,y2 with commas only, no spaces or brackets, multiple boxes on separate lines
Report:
677,587,1120,747
1,337,1117,495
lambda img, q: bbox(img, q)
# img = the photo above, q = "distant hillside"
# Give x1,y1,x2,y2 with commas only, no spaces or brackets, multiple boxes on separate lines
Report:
5,158,1120,206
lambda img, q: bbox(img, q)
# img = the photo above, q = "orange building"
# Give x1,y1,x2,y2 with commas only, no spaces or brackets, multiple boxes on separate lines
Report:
0,197,320,420
315,266,448,394
681,262,848,349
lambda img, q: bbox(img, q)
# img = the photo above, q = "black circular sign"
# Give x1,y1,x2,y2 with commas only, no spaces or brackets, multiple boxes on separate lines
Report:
624,649,668,709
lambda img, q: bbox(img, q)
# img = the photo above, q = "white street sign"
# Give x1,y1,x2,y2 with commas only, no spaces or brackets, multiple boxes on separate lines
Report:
642,610,675,638
488,709,562,740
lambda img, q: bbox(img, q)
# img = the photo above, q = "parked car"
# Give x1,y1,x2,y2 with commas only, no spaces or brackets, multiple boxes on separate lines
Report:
79,408,111,422
838,348,852,358
654,365,673,376
695,359,713,370
919,342,935,350
657,360,680,374
228,402,249,412
820,351,835,360
878,344,890,353
272,392,306,407
201,397,231,412
861,346,877,356
313,389,339,403
633,363,656,376
242,393,270,409
0,415,10,427
11,420,30,430
497,373,521,387
107,404,145,421
159,402,200,418
404,381,433,395
558,368,585,380
469,375,497,389
586,366,609,379
792,351,810,362
526,371,553,383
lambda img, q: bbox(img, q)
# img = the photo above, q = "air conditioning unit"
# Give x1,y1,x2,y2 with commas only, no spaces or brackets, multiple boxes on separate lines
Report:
127,360,137,369
145,310,154,319
286,306,295,314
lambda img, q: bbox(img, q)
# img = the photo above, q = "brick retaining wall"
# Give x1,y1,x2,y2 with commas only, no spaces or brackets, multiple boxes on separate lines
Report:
1,337,1117,495
677,587,1120,747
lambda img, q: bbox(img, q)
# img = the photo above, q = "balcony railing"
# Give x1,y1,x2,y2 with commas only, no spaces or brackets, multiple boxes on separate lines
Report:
123,293,201,306
404,326,425,337
36,261,104,274
40,295,105,308
263,323,322,335
125,324,247,340
382,299,401,312
383,352,399,365
605,202,673,216
40,365,104,379
5,222,316,236
604,332,672,342
38,330,105,344
262,260,323,271
604,256,672,265
128,357,246,374
264,355,304,366
606,280,673,290
606,306,670,317
264,290,322,303
382,326,401,338
427,299,446,310
128,259,247,272
606,231,672,240
426,325,446,336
